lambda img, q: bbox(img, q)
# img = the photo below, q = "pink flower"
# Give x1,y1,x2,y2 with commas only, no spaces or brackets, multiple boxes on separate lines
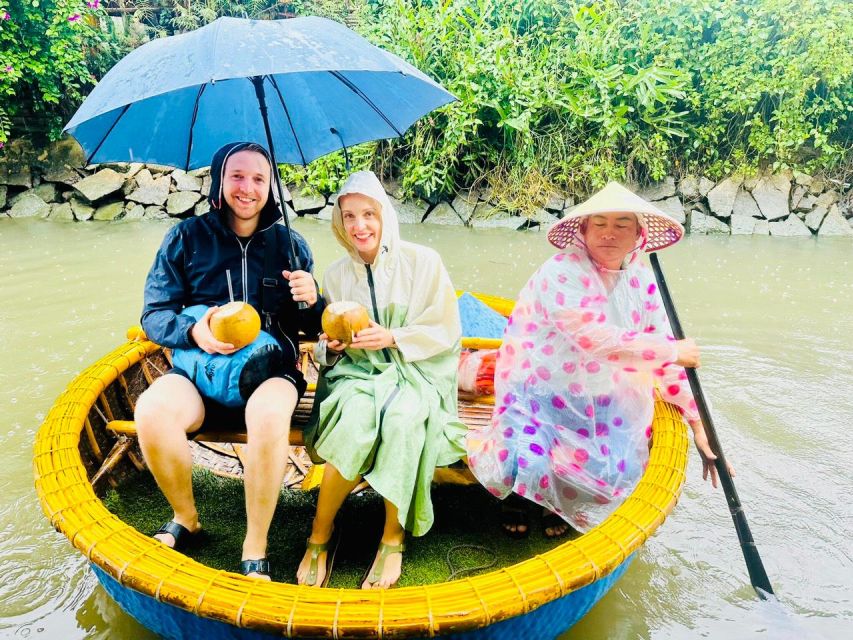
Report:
4,66,12,73
0,142,4,149
68,14,81,22
3,12,10,20
87,0,100,8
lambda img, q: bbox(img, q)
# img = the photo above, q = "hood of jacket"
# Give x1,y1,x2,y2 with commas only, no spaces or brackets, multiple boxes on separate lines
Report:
208,141,282,234
330,171,400,273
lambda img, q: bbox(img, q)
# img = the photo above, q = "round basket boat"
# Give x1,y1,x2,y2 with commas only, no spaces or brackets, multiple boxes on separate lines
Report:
33,293,689,639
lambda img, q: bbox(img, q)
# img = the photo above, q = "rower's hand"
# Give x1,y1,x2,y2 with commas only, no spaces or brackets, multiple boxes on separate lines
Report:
690,420,735,489
283,269,317,306
190,306,237,355
675,338,700,368
319,332,346,354
350,321,395,351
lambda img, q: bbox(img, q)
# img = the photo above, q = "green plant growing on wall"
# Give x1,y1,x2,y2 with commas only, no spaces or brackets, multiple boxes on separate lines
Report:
0,0,125,147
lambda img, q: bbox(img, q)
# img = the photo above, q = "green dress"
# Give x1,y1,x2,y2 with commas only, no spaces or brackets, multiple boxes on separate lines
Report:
304,171,465,536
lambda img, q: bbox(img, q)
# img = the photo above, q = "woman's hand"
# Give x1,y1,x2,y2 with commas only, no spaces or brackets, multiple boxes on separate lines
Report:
319,332,347,354
690,420,735,488
350,321,395,351
283,269,318,306
675,338,700,368
190,306,237,355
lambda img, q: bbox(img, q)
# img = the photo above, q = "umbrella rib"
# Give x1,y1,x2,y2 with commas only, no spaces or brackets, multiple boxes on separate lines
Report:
184,84,208,171
327,71,403,137
86,104,131,165
268,75,308,167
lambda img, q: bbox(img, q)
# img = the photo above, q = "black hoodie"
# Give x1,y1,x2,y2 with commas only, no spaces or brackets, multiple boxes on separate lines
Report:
140,142,324,361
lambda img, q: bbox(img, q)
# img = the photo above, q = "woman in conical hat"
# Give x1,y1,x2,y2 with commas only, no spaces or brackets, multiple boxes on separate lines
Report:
467,182,732,537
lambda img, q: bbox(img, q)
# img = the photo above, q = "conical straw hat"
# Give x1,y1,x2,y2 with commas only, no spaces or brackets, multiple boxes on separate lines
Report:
547,182,684,252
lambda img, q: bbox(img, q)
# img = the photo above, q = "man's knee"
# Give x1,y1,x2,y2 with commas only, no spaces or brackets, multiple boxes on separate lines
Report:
245,378,297,441
135,375,204,438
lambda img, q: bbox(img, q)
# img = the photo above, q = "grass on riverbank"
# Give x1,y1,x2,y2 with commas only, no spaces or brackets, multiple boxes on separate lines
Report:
103,469,571,587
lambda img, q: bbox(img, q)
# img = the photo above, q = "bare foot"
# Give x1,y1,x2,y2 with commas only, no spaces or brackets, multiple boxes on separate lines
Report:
542,509,570,538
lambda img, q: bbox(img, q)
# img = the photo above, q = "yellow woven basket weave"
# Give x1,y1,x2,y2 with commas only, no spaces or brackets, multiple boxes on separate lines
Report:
34,327,689,638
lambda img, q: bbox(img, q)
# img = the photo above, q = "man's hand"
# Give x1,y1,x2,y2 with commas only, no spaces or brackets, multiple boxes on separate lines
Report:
190,306,237,355
690,419,735,489
675,338,700,368
350,321,395,351
283,270,317,306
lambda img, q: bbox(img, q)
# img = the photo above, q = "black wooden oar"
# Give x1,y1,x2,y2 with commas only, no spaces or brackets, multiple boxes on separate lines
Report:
649,251,775,600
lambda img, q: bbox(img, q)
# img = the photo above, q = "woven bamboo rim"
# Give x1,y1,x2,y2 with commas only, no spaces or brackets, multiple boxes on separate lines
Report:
34,294,688,637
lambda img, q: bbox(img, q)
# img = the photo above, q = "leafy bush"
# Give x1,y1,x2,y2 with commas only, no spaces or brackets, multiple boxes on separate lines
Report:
0,0,126,146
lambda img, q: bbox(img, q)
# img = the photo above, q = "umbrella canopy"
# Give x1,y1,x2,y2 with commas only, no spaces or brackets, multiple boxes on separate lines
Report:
64,16,455,169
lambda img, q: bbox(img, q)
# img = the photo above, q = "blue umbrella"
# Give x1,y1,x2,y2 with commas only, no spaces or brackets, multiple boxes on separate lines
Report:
64,16,455,276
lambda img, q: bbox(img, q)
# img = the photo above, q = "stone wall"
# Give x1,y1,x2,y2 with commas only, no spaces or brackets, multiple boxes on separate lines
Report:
2,138,851,236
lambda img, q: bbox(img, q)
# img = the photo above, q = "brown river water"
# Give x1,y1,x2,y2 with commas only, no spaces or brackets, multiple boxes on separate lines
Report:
1,217,851,639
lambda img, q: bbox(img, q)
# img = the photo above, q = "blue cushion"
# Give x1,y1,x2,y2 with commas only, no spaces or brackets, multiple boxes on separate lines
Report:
457,292,508,339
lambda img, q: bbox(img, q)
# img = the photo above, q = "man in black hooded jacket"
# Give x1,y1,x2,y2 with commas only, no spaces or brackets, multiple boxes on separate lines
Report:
135,142,324,580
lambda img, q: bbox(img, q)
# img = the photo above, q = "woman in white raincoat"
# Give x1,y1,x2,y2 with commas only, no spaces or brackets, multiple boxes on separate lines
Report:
298,171,465,589
467,182,732,537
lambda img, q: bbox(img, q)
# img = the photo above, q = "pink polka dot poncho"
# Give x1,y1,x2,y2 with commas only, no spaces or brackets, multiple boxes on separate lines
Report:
466,245,699,532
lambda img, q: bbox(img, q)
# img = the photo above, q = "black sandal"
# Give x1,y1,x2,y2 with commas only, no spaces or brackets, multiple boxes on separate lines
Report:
500,496,530,539
154,520,203,551
240,558,271,579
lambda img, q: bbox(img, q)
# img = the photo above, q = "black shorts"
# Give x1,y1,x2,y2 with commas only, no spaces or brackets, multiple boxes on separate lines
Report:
170,364,307,433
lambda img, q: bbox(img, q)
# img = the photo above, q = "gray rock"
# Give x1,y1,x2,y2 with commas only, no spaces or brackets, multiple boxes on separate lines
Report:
172,169,203,192
43,165,81,185
74,168,126,202
201,175,212,198
698,176,715,197
293,188,326,212
649,196,684,223
808,178,825,195
794,192,817,212
121,177,137,197
769,215,811,236
689,210,730,234
127,174,171,206
732,188,762,219
166,190,202,216
544,191,566,212
125,163,144,178
640,176,676,201
524,207,557,228
70,196,95,221
194,200,210,217
34,183,59,203
49,202,75,221
124,204,146,219
144,206,168,219
388,194,427,224
451,190,480,223
93,201,125,221
316,205,334,221
40,137,86,172
9,192,50,217
188,167,210,179
381,177,404,200
469,206,524,230
707,177,743,217
135,168,155,186
1,163,33,188
751,175,791,221
753,219,770,235
742,175,759,190
424,202,465,225
790,185,806,211
815,190,840,208
793,170,813,186
817,205,853,236
730,214,759,235
804,206,828,231
677,175,701,200
0,185,6,209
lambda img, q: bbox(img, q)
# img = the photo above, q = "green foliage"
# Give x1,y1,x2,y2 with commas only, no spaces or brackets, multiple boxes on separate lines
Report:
0,0,126,146
362,0,851,204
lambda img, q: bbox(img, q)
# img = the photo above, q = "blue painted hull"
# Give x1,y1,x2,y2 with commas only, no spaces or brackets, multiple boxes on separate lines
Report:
93,554,633,639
